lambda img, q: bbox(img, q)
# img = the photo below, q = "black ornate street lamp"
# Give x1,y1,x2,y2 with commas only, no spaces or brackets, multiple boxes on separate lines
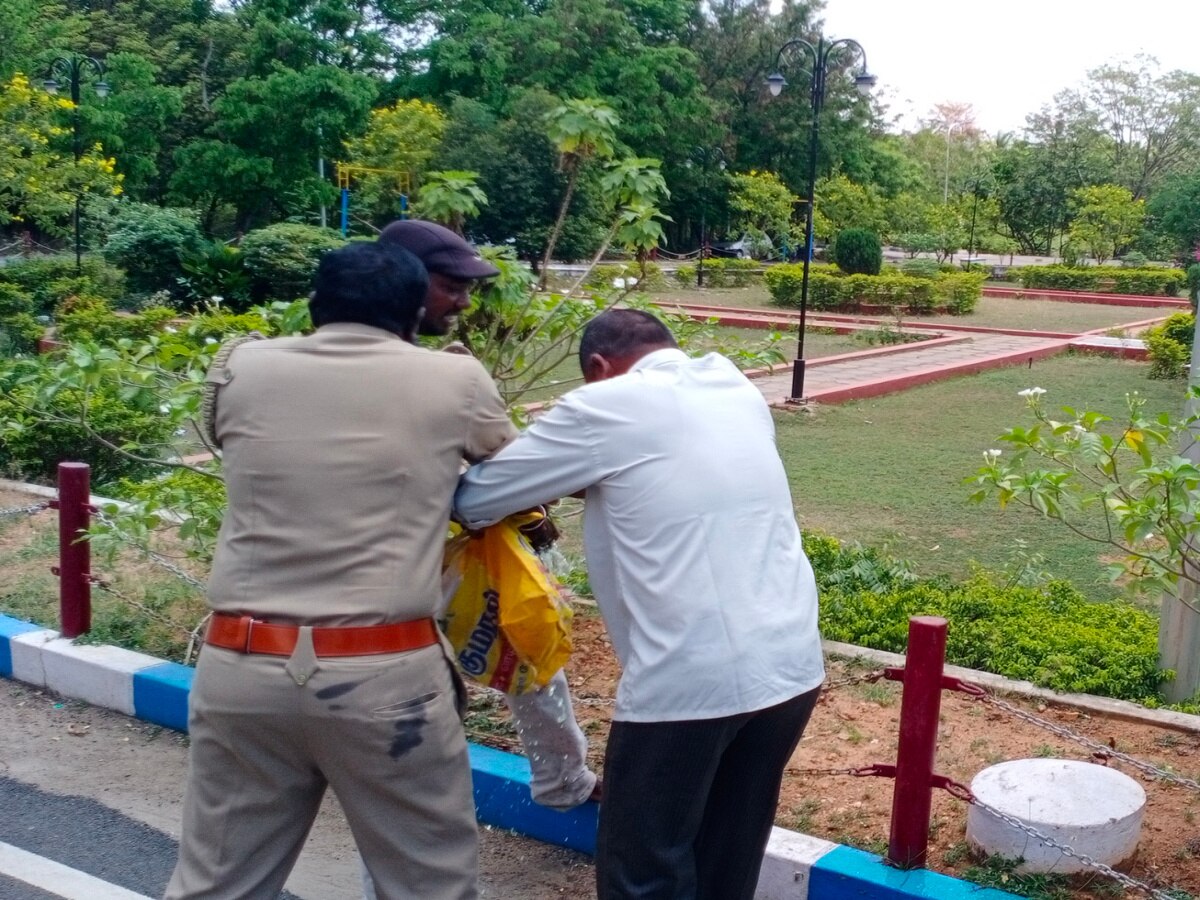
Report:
688,146,726,289
767,37,875,401
43,55,109,272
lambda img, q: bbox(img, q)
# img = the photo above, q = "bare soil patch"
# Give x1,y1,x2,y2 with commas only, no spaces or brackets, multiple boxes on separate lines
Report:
550,614,1200,899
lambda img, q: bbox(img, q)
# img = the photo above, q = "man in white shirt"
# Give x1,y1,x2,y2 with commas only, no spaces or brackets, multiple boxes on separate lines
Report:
455,308,825,900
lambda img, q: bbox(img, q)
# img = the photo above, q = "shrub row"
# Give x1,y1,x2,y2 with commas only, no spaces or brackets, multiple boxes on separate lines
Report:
1017,265,1186,296
582,262,666,291
803,532,1164,702
764,265,984,315
672,257,763,288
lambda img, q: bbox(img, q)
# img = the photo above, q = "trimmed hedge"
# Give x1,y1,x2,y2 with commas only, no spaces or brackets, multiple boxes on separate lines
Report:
764,265,983,315
1017,265,1186,296
582,262,665,291
673,257,763,288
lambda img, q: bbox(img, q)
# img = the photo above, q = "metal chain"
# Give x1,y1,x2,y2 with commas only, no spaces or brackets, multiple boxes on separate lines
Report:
967,795,1181,900
574,696,615,707
822,668,888,692
140,549,207,591
978,692,1200,792
88,575,197,641
92,508,208,590
786,764,882,778
0,502,50,518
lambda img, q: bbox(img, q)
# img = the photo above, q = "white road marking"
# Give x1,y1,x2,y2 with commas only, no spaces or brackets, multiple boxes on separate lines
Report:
0,840,154,899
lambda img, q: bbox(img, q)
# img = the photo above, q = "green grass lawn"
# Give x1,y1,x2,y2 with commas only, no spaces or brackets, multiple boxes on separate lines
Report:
776,353,1183,603
651,286,1166,335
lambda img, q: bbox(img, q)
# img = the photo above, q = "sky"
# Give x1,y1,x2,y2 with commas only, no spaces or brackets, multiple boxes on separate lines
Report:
813,0,1200,135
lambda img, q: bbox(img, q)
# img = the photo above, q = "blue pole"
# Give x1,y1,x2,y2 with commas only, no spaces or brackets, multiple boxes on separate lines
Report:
340,188,349,237
400,194,409,220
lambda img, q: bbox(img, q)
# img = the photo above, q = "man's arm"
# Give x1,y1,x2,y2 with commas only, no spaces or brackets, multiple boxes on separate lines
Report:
455,397,604,528
464,365,520,462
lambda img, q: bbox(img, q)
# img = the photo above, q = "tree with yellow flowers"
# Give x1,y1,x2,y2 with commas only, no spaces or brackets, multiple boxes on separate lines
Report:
0,72,122,237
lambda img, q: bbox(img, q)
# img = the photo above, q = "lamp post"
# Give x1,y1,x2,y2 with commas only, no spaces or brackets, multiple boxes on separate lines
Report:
689,146,726,289
43,54,109,272
768,37,875,401
966,177,983,264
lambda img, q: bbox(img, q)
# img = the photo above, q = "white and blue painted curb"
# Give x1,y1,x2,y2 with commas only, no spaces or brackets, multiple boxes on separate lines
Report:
1,612,1017,899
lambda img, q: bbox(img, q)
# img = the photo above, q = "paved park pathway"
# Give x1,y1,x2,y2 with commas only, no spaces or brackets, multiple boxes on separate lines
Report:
667,300,1171,407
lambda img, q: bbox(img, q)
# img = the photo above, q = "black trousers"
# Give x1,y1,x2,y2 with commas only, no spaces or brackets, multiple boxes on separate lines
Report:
595,686,821,900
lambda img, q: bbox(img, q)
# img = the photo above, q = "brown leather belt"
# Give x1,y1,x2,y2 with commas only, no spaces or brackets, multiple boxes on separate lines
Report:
205,613,439,658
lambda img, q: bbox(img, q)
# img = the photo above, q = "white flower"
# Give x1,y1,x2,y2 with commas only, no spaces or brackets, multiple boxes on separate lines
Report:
164,326,178,334
204,337,217,345
983,449,1002,462
211,295,224,304
159,404,171,414
1017,387,1046,398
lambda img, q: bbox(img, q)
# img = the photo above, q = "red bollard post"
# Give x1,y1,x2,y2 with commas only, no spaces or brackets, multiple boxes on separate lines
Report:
887,615,948,869
57,462,92,638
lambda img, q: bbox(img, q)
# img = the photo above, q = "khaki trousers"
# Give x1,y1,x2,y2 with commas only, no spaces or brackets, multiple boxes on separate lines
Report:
165,640,478,900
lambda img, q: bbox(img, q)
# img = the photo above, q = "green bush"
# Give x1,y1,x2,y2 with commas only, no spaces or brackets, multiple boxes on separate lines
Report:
1143,311,1194,379
1119,251,1148,268
0,257,126,316
176,243,253,312
239,224,346,302
583,262,665,291
764,265,982,315
103,204,206,298
807,532,1163,702
0,283,43,355
699,258,762,288
0,360,176,487
53,295,178,345
831,228,883,275
1018,265,1186,296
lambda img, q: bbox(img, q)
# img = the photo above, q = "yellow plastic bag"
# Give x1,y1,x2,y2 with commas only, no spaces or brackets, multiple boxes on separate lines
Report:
440,513,573,695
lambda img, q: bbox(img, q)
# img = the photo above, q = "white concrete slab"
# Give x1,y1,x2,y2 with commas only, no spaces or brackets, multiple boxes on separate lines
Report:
755,827,838,899
38,638,161,716
8,629,58,687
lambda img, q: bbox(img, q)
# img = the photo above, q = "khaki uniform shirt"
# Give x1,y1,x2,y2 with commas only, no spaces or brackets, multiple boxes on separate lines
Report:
206,323,516,625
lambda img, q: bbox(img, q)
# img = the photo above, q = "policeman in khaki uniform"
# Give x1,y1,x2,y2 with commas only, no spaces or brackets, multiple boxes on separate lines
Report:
165,240,516,900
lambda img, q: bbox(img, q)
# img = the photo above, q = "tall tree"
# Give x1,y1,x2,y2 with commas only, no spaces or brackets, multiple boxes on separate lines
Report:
0,72,123,236
539,97,619,284
170,65,376,229
1067,183,1144,264
1047,56,1200,199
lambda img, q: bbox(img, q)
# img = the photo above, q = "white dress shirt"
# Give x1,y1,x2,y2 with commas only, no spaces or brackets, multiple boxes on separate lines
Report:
455,348,825,722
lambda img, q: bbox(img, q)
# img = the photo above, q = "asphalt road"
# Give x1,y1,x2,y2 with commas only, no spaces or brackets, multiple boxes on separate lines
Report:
0,677,595,900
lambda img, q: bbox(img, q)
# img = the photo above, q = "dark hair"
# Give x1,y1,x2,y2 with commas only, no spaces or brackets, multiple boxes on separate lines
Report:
578,308,677,370
309,241,429,337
